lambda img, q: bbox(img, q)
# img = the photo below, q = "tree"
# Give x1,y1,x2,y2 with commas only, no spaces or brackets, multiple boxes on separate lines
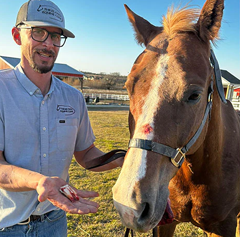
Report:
110,72,121,77
105,78,116,90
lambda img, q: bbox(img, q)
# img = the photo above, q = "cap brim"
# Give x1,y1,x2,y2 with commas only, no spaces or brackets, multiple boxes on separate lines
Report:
22,21,75,38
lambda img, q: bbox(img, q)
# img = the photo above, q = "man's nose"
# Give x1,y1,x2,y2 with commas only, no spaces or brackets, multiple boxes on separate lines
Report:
42,35,54,47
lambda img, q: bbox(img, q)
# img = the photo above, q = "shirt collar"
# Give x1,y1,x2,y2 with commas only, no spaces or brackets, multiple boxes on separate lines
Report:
14,63,55,97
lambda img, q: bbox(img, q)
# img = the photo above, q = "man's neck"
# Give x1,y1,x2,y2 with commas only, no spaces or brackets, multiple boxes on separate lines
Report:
20,61,52,97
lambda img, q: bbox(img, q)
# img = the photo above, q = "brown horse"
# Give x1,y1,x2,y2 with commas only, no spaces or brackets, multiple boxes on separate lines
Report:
112,0,240,236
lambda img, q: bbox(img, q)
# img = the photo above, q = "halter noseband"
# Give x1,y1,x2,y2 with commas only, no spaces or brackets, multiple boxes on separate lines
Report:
128,50,224,168
128,98,212,168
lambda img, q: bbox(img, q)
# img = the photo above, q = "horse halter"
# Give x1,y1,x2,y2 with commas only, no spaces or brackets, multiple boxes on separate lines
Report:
128,101,212,168
128,49,225,168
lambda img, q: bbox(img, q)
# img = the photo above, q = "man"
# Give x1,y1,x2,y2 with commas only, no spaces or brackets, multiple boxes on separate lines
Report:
0,0,123,236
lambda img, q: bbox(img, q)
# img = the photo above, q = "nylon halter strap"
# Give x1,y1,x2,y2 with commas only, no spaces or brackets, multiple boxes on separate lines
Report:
128,98,212,168
128,51,220,168
210,49,227,104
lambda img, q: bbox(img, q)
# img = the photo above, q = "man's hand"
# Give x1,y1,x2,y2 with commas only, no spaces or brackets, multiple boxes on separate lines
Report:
36,176,99,214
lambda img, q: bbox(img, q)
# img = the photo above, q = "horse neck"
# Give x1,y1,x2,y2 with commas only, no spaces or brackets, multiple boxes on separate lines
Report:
205,86,225,152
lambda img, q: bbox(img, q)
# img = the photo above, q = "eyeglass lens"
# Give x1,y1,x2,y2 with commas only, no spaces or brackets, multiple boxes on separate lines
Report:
31,28,66,47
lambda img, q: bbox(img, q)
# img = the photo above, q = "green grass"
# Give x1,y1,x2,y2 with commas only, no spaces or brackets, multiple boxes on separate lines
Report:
67,111,205,237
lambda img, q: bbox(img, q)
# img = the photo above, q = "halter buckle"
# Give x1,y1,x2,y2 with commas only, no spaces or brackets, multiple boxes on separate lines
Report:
171,148,185,168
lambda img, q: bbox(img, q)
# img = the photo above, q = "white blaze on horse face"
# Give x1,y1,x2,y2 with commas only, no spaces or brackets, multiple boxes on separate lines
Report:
131,54,169,180
113,54,169,212
113,54,169,214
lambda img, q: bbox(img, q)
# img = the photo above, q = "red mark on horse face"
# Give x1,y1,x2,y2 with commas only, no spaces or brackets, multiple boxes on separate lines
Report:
142,124,153,135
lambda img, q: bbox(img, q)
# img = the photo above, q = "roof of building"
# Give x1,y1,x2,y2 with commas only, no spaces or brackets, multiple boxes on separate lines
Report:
1,56,20,68
0,56,84,76
221,70,240,85
52,63,83,75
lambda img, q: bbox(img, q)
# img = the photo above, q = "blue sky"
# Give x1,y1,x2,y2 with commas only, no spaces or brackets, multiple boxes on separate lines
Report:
0,0,239,78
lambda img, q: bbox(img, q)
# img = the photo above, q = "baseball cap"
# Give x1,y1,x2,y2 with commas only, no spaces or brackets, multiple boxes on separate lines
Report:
16,0,75,38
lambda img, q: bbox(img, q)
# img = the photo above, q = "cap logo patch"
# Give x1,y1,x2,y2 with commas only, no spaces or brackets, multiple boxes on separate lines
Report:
37,4,63,22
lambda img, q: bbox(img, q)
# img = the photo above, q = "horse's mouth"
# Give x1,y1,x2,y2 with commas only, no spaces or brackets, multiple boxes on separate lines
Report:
158,198,174,225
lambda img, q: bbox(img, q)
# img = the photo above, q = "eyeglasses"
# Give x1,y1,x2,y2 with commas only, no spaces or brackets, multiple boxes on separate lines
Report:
19,27,67,47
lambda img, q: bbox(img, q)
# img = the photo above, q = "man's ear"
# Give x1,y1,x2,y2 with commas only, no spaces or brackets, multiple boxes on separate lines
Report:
12,27,22,45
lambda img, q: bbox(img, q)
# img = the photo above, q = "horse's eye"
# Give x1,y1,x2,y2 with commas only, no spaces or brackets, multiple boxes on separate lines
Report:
188,93,201,102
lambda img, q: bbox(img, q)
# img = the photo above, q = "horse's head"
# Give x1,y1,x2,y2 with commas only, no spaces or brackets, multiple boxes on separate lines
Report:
112,0,224,232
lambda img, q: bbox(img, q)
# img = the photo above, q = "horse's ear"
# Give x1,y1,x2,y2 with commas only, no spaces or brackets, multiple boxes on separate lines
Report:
197,0,224,42
124,4,161,46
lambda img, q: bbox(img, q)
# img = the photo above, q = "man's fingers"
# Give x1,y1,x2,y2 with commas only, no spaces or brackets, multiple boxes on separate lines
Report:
76,204,98,214
73,198,99,214
48,196,99,214
76,190,99,198
78,196,99,208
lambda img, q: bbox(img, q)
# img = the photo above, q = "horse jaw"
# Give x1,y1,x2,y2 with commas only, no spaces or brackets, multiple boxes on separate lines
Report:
112,147,175,232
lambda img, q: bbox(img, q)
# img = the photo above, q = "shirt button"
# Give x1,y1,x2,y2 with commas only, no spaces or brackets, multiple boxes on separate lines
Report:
43,154,47,158
43,127,46,131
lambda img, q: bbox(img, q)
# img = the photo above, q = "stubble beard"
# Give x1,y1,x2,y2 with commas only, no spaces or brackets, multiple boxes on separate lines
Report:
29,49,56,74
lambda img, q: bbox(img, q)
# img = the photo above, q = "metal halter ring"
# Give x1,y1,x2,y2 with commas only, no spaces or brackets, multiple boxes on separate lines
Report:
171,148,186,168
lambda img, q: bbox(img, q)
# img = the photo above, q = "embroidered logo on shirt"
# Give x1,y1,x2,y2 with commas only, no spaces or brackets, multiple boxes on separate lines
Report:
57,105,75,115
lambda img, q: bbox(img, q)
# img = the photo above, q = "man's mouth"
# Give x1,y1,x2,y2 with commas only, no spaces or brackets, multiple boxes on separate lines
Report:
35,49,55,59
38,52,52,58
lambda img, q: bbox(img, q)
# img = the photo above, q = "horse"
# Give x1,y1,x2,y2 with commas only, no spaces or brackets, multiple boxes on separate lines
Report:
112,0,240,236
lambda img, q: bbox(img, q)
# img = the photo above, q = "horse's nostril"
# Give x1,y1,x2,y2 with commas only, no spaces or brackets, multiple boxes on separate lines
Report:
140,202,150,220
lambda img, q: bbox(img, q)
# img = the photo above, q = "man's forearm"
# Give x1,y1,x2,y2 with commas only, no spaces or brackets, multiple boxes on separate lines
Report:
74,145,123,172
0,159,46,192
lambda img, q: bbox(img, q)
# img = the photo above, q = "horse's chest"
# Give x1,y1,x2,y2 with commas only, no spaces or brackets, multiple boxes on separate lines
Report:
169,179,212,223
170,194,210,223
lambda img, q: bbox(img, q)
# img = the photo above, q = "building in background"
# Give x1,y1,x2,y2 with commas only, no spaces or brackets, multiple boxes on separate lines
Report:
0,56,84,90
221,69,240,101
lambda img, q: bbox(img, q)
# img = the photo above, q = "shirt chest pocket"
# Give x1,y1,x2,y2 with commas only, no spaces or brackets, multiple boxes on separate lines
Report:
56,118,78,152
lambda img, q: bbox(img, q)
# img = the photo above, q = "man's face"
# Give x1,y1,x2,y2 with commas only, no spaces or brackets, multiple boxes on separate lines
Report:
19,26,61,74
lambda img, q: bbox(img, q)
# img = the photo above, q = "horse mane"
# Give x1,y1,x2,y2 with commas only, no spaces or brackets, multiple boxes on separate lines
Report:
162,5,200,38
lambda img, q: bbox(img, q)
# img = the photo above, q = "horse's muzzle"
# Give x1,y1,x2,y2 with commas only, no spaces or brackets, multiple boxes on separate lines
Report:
113,200,158,232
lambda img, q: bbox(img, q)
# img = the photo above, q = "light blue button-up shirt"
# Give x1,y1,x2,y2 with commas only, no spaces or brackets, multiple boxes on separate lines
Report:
0,64,95,228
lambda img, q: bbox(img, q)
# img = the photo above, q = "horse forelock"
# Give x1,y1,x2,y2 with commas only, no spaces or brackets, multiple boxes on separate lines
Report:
162,5,200,39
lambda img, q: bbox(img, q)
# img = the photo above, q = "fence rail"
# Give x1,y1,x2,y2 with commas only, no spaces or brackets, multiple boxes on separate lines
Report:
232,100,240,110
83,93,129,101
83,92,240,110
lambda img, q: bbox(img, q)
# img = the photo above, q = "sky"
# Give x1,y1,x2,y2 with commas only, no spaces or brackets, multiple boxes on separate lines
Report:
0,0,239,78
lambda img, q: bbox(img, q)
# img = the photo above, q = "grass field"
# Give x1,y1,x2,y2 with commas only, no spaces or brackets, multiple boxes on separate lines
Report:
67,111,205,237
